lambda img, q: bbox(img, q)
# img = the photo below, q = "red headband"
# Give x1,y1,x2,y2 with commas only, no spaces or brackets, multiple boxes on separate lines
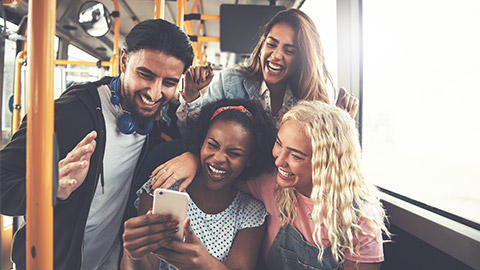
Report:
211,105,253,121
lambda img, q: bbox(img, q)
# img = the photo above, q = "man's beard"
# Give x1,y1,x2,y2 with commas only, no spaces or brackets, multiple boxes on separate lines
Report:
122,86,161,128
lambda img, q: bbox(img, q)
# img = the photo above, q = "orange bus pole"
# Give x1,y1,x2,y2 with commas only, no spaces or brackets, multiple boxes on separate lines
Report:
196,36,220,43
154,0,165,19
26,0,55,268
110,0,120,76
187,0,200,39
54,60,110,67
183,0,220,65
12,50,27,134
176,0,185,30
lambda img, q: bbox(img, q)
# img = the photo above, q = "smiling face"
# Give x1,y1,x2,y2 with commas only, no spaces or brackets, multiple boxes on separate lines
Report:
272,119,313,197
200,120,254,192
259,22,299,90
119,48,184,121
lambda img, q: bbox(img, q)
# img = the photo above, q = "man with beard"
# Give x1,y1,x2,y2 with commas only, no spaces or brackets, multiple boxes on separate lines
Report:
0,19,194,270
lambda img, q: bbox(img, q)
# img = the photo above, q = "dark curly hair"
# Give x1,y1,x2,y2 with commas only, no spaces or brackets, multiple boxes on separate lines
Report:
186,99,277,180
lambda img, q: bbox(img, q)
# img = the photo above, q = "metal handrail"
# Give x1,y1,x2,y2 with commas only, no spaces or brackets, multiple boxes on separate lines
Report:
12,50,27,134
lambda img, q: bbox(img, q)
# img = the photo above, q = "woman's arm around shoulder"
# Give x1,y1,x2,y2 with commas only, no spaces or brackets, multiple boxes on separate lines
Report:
225,223,266,270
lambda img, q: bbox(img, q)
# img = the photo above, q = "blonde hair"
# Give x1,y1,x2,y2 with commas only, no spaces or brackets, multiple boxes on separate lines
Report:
241,8,334,104
276,100,390,264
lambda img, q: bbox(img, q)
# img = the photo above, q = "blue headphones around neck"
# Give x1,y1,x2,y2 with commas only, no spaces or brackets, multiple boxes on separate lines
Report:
109,76,153,135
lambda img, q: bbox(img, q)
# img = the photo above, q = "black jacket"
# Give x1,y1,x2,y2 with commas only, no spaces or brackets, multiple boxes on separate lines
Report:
0,77,168,270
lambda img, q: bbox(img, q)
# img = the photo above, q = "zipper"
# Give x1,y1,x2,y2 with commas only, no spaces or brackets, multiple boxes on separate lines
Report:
81,106,105,268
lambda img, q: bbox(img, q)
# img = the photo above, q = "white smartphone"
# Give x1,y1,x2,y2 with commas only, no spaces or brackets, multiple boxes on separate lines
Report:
152,188,190,241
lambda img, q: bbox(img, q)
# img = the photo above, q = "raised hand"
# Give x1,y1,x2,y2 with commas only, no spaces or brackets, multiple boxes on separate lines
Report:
182,63,214,102
149,152,199,192
57,131,97,200
336,87,359,119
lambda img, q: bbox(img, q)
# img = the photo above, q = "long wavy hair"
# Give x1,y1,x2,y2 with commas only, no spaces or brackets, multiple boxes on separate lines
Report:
241,8,334,103
276,100,389,264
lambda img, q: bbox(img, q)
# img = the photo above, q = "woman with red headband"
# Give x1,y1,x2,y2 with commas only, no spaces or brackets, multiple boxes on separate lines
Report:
121,99,276,270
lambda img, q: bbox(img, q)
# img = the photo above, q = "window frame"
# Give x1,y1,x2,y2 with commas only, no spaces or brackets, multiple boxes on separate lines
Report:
335,0,480,268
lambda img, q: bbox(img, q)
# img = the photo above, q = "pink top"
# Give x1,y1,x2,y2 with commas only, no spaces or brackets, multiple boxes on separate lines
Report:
247,172,384,263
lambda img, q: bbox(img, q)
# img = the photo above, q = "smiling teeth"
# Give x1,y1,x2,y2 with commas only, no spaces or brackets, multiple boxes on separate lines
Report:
268,62,284,71
141,96,155,105
209,164,227,175
278,168,294,178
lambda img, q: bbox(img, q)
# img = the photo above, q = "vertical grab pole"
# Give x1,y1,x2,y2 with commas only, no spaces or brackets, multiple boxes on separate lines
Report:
176,0,184,30
26,0,55,268
12,50,27,134
110,0,120,76
154,0,165,19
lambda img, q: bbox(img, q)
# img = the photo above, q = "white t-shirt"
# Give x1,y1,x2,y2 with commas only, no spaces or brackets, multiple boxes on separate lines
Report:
81,85,146,270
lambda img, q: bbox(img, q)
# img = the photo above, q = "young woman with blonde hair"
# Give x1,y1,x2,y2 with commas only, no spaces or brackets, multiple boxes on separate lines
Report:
251,100,389,269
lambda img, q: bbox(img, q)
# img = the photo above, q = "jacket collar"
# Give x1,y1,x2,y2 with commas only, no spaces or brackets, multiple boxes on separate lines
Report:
242,76,262,99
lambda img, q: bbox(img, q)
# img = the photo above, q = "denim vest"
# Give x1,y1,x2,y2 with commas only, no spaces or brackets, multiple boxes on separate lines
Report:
266,224,341,270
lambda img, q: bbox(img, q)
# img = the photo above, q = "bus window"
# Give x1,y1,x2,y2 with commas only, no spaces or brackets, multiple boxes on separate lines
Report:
362,0,480,226
65,44,107,86
300,0,338,102
1,21,19,145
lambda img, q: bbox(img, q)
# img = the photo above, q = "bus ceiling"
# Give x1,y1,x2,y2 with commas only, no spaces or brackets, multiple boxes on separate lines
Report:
3,0,301,62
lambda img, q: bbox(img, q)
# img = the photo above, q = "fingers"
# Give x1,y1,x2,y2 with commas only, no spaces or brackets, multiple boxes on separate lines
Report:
58,179,78,195
78,130,97,147
74,131,97,155
65,141,95,163
124,237,172,260
336,87,347,107
182,219,196,244
150,168,177,191
56,131,97,200
123,214,179,259
342,93,359,118
189,63,213,84
348,97,359,118
186,66,201,84
152,248,184,265
157,174,180,190
335,88,359,118
338,87,346,100
124,213,174,231
150,164,165,177
59,160,88,177
150,152,199,191
178,176,195,192
60,132,97,165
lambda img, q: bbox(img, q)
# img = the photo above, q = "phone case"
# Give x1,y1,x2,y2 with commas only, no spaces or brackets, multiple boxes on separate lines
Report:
152,188,190,241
